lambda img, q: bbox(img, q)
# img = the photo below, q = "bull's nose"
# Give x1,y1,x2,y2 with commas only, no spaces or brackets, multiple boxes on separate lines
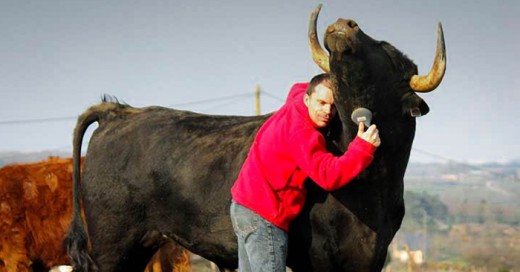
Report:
336,19,358,30
324,18,362,55
327,18,359,36
344,19,358,29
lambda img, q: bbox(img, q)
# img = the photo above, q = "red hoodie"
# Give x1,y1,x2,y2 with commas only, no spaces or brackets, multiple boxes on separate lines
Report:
231,82,376,231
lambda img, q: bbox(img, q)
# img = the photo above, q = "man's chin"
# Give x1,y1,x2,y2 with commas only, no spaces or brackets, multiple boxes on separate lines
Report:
316,121,328,128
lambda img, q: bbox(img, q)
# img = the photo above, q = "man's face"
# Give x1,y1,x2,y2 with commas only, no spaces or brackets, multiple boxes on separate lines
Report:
304,83,337,128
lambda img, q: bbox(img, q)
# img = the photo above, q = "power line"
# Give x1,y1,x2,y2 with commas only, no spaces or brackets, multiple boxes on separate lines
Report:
411,147,516,181
262,91,285,102
201,96,253,112
0,93,255,126
412,148,459,164
0,116,76,125
168,93,252,108
3,91,510,181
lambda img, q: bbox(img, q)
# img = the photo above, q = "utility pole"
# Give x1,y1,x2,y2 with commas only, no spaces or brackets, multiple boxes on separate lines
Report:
255,84,261,116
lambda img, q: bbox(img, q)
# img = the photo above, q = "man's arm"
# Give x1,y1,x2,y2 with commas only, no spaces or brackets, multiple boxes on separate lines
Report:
289,123,379,191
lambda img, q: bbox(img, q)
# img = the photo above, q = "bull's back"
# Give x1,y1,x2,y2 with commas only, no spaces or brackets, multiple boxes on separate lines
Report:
85,106,265,190
81,106,267,259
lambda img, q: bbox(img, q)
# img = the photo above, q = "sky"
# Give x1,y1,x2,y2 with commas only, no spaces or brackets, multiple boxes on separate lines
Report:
0,0,519,163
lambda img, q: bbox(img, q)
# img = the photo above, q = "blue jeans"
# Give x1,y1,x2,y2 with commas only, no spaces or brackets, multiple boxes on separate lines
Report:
230,201,288,272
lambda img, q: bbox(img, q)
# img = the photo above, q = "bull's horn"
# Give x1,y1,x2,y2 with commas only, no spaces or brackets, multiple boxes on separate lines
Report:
409,22,447,92
309,4,330,73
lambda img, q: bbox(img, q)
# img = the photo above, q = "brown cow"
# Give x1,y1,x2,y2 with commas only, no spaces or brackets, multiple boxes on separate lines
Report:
0,157,191,272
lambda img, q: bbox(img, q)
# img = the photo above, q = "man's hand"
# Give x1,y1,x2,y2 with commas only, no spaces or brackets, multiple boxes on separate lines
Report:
357,123,381,147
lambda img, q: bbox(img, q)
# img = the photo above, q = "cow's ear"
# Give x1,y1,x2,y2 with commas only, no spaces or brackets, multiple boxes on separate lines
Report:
401,92,430,117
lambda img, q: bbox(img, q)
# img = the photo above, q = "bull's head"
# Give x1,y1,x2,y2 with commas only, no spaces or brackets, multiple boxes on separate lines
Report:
308,4,446,151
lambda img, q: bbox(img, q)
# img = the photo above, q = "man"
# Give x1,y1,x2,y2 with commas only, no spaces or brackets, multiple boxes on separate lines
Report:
230,73,381,272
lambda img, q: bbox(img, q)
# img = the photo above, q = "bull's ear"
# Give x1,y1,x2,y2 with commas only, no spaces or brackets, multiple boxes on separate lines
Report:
401,93,430,117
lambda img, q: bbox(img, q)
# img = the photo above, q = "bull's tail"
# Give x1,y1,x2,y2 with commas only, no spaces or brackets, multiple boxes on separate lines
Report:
66,100,129,272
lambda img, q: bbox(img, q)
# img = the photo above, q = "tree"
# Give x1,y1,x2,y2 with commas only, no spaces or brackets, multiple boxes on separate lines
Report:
402,191,451,232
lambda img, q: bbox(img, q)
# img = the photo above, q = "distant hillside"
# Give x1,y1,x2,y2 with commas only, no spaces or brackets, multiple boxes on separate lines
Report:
0,150,72,167
406,160,520,179
404,160,520,225
396,161,520,270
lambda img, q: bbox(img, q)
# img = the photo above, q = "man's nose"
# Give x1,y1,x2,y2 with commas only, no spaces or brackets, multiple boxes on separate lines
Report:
323,104,332,114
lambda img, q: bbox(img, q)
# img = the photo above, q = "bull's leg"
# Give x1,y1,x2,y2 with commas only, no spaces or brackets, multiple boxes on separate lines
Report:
83,201,163,272
217,265,237,272
88,229,162,272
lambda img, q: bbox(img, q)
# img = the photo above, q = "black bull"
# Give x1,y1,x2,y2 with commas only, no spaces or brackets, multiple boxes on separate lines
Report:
67,5,446,272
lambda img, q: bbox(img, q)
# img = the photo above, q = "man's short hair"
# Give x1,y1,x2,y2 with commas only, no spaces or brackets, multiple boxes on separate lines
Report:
306,73,332,95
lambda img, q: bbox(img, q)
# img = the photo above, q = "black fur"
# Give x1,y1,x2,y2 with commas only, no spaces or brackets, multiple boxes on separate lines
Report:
67,16,440,272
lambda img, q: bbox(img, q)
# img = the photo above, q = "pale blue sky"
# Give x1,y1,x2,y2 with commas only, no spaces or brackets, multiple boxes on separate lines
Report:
1,0,519,163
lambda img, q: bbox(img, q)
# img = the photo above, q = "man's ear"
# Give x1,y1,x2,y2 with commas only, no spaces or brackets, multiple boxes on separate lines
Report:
304,94,310,107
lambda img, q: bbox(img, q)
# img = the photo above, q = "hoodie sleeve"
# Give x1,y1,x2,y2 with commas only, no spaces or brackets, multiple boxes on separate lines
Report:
288,129,377,191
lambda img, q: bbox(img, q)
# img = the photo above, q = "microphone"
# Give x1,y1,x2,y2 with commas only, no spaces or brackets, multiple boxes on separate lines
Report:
351,107,372,127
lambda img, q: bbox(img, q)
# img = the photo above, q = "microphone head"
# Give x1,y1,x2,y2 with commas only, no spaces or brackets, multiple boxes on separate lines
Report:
351,107,372,127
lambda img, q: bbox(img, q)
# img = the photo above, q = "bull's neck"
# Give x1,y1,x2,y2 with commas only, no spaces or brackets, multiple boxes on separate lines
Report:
331,57,376,149
333,84,369,150
335,109,354,148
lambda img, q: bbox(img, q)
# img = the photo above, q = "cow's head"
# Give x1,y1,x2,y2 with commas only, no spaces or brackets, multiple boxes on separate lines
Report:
308,4,446,151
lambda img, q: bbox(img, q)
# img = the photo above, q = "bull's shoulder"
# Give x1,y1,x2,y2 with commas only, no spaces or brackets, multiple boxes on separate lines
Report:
160,109,270,131
125,106,267,130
